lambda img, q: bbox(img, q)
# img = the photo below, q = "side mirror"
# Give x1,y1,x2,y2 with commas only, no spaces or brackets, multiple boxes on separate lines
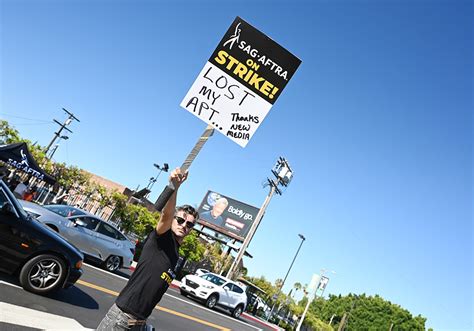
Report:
74,219,87,227
0,202,15,216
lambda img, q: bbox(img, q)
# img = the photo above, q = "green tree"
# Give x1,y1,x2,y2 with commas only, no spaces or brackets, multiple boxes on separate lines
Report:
307,293,427,331
179,231,206,262
117,203,159,237
274,278,284,290
0,120,21,144
52,163,90,201
205,242,229,273
109,191,128,221
293,282,302,298
93,185,114,216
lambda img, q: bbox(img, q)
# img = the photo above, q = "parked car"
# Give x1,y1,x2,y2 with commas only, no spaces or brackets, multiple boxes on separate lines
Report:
248,293,271,317
0,180,84,294
40,204,86,218
19,201,135,272
180,272,247,318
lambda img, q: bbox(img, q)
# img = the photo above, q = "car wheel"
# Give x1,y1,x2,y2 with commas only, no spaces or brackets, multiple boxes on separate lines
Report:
104,255,121,272
180,289,187,296
205,294,218,309
19,254,67,294
232,304,243,318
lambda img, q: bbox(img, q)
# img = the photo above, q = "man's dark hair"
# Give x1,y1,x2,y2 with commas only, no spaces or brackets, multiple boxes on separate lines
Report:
176,204,199,220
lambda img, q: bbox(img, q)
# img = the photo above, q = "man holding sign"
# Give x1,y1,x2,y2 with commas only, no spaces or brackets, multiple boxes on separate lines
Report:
98,16,300,330
97,168,198,330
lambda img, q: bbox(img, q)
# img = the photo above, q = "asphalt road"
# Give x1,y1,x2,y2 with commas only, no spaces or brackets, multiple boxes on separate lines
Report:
0,264,275,331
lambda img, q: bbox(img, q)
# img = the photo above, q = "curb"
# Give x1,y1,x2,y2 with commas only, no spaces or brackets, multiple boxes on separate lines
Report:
170,279,181,289
241,312,282,331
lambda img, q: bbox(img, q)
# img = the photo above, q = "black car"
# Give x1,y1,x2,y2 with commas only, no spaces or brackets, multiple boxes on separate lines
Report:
0,180,84,294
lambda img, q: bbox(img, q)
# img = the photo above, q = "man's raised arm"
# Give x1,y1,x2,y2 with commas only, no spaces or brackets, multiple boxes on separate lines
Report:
156,168,188,235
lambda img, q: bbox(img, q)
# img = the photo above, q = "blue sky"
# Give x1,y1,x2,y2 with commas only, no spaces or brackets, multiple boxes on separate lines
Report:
1,0,472,330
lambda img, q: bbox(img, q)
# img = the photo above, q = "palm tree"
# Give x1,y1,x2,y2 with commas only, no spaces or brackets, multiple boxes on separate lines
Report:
275,278,284,289
293,282,302,298
302,283,309,297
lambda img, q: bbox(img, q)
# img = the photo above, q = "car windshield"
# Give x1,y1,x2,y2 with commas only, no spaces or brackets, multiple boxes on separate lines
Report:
44,205,86,217
0,184,29,219
200,274,226,286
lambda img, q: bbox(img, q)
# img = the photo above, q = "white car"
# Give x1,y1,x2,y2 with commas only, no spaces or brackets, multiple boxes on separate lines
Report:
249,293,271,318
19,201,135,272
180,272,247,318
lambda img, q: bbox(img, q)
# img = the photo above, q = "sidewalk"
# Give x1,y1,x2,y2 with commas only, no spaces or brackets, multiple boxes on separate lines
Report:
0,302,93,330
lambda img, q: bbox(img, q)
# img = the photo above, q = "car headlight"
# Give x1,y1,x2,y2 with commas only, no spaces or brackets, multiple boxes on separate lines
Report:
202,284,214,289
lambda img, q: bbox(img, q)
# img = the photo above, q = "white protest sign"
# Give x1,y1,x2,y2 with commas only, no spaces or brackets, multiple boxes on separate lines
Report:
181,16,301,147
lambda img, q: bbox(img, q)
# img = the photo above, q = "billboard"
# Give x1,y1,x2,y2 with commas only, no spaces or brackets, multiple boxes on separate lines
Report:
197,190,260,241
181,16,301,147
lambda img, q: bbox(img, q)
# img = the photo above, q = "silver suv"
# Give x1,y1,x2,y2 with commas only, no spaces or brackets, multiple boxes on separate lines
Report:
180,272,247,318
19,201,134,272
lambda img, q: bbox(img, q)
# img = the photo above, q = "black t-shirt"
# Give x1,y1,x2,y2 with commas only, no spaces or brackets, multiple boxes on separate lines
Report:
116,229,180,320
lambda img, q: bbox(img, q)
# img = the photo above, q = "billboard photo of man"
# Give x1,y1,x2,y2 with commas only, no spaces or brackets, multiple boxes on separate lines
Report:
197,190,259,241
199,197,229,227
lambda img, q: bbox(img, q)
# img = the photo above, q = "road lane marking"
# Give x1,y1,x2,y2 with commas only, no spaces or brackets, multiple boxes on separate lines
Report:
2,280,226,330
156,306,231,331
164,291,262,331
82,264,262,330
77,280,231,331
1,278,261,331
77,279,120,296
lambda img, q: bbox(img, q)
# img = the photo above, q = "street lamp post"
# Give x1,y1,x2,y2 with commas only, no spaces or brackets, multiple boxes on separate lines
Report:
267,233,306,321
47,135,69,159
146,163,169,196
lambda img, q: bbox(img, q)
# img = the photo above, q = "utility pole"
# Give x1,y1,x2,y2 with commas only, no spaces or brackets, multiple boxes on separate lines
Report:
337,313,348,331
339,295,357,331
225,157,293,280
45,108,80,156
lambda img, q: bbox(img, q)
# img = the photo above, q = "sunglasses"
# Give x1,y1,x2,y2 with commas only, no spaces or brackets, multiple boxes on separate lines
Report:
175,216,195,229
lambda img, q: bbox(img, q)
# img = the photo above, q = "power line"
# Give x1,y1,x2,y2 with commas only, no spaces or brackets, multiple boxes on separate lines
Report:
0,113,53,123
6,122,53,126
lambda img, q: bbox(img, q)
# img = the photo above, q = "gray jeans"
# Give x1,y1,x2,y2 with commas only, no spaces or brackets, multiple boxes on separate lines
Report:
97,303,150,331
